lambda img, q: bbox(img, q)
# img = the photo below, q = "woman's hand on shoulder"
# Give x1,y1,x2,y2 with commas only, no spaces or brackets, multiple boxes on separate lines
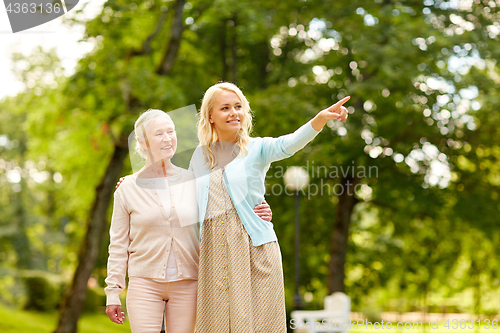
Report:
116,177,127,189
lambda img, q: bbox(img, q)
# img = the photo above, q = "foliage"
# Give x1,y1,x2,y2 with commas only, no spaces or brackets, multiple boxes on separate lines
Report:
22,276,58,312
1,0,500,323
82,288,106,313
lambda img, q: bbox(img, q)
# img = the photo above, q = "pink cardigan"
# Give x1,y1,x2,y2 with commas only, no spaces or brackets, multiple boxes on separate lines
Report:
105,169,199,305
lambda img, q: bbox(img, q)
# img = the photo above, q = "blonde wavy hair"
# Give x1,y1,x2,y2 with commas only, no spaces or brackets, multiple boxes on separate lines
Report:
198,82,253,169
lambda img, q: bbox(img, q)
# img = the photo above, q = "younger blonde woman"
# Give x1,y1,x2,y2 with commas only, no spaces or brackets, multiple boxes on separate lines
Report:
190,82,350,332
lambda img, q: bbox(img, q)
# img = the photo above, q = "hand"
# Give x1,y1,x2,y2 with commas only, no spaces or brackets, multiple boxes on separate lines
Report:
321,96,350,122
106,305,125,324
116,177,126,189
253,201,272,222
311,96,351,131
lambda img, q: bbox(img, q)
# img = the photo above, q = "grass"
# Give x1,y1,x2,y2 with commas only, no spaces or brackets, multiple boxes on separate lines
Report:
0,304,131,333
3,303,497,333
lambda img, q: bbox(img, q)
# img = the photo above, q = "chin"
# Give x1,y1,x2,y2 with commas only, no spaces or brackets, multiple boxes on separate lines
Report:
156,152,174,161
163,153,175,160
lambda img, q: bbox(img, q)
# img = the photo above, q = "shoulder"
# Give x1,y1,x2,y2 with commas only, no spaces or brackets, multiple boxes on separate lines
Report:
191,145,204,158
190,146,206,164
247,137,264,148
190,145,210,172
114,174,138,197
171,167,195,182
251,136,277,150
179,168,194,177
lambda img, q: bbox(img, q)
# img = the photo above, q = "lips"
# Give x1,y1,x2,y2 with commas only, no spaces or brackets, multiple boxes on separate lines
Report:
161,146,172,150
227,119,240,123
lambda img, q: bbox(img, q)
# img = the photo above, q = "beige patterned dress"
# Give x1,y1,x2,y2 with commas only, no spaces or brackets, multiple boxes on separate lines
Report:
196,167,287,332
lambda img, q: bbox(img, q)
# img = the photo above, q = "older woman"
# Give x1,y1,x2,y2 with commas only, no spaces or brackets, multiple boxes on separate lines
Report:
106,109,273,333
105,109,199,333
190,82,350,332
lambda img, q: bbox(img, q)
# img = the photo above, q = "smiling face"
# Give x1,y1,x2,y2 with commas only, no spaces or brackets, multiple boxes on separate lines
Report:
209,90,244,141
141,117,177,162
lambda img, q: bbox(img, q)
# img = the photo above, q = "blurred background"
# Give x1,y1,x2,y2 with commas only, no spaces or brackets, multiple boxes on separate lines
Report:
0,0,499,332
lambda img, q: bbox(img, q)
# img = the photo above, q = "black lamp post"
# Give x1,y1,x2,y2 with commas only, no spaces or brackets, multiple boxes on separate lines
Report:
284,166,310,310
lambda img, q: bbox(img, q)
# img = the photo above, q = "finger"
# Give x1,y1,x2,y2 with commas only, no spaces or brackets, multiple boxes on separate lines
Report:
107,307,123,324
114,312,123,324
326,107,343,119
340,107,348,121
333,96,351,108
108,313,121,324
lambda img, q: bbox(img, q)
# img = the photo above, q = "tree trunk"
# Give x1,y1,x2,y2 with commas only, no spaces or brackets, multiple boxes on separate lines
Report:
328,175,359,293
157,0,186,75
54,143,129,333
54,2,186,330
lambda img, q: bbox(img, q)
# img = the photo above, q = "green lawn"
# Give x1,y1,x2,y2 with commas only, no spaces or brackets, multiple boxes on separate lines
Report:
3,304,497,333
0,304,131,333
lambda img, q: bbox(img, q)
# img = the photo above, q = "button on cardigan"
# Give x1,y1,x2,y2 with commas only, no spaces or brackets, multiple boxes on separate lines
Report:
189,120,321,247
104,169,200,306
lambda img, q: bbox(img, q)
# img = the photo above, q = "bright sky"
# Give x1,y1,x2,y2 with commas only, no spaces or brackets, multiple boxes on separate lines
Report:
0,0,107,101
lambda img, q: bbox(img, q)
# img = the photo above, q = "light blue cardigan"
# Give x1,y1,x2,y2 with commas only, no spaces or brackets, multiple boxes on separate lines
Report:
189,120,321,246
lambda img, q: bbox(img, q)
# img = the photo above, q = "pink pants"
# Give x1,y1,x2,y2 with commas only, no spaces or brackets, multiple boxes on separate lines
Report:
126,277,197,333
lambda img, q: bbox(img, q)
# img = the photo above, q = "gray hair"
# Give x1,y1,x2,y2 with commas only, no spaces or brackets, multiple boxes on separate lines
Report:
134,109,174,159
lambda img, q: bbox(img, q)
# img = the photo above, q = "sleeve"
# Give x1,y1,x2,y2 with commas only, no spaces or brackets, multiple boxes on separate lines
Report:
104,190,130,306
260,120,321,164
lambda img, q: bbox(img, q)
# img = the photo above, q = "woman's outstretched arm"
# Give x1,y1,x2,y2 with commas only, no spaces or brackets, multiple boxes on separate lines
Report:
260,96,351,164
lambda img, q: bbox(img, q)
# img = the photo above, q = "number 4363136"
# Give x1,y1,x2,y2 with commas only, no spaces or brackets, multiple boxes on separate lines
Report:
443,319,498,329
6,2,63,14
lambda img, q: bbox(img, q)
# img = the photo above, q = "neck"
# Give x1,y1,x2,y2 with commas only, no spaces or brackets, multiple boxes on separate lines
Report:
141,158,178,178
215,130,238,143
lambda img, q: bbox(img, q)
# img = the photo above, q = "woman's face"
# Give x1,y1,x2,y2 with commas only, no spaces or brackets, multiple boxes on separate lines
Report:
142,117,177,162
210,90,244,138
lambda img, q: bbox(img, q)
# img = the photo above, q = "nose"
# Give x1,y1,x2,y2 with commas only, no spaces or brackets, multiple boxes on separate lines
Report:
162,133,172,142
